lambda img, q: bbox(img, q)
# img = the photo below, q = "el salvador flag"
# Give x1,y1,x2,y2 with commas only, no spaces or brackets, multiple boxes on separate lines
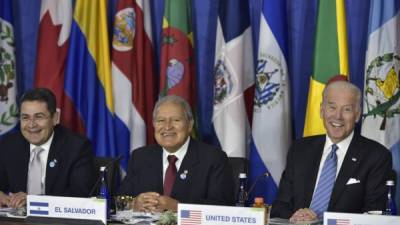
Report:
249,0,291,204
29,202,49,215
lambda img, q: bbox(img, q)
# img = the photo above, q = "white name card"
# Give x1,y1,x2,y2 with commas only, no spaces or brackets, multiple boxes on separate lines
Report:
324,212,400,225
178,203,265,225
27,195,106,224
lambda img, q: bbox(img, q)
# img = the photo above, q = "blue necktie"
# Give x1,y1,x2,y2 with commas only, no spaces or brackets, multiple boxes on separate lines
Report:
310,144,338,218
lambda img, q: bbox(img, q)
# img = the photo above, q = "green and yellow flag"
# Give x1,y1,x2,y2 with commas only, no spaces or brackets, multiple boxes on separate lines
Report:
303,0,349,137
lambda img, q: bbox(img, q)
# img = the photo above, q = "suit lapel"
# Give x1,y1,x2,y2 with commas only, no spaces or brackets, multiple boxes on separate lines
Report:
45,128,62,193
303,136,326,206
19,140,30,191
154,147,163,193
171,140,199,198
329,135,361,208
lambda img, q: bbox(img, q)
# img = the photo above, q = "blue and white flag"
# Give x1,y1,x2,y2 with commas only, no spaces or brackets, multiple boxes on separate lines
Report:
361,0,400,214
29,201,49,215
249,0,291,203
0,0,18,137
212,0,254,157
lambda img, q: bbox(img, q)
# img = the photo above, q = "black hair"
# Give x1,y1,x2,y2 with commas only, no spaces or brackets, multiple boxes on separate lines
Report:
19,88,57,115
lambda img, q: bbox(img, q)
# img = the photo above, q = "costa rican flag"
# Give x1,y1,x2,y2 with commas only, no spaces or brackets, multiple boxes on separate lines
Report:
29,202,49,215
180,210,202,225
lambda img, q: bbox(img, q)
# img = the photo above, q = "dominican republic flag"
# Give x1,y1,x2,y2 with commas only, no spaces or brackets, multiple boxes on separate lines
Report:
64,0,117,158
0,0,18,137
249,0,291,204
212,0,254,157
34,0,72,123
29,202,49,215
361,0,400,214
111,0,156,170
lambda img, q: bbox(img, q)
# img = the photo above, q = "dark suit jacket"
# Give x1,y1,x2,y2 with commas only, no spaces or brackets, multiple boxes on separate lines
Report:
0,125,95,197
119,139,235,205
271,134,392,218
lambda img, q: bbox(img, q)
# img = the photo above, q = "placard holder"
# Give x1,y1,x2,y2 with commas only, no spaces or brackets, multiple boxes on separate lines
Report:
26,216,104,225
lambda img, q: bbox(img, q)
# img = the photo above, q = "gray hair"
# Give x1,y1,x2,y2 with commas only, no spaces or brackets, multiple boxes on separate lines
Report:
322,80,362,110
152,95,194,122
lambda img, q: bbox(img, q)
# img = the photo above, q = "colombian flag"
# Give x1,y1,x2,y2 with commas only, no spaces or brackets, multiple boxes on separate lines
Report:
63,0,117,157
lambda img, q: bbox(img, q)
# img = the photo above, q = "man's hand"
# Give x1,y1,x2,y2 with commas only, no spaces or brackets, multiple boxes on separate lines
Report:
131,192,178,213
8,192,27,208
289,208,317,223
155,195,178,212
0,192,10,208
132,192,160,212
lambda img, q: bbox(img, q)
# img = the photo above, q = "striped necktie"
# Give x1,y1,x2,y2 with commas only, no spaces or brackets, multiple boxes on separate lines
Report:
27,147,44,195
310,144,338,218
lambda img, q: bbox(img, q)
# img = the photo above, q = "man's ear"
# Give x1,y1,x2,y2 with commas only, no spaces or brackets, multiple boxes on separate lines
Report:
53,108,61,124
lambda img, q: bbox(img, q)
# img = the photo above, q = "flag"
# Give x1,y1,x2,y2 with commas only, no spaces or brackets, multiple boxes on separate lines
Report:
180,210,202,225
29,202,49,215
63,0,117,157
34,0,71,116
361,0,400,214
249,0,291,204
111,0,156,169
303,0,349,136
212,0,254,157
327,219,350,225
159,0,196,106
0,0,18,137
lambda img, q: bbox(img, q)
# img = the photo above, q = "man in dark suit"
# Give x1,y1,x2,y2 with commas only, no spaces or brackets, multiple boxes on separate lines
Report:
0,88,95,208
119,95,234,212
271,79,392,222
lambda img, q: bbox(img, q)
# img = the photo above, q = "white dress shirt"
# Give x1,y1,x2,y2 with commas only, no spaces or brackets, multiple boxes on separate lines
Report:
311,131,354,198
162,137,190,183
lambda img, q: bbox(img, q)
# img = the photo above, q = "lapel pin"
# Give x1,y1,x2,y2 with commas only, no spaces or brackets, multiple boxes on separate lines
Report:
180,170,188,180
352,157,357,162
49,159,57,168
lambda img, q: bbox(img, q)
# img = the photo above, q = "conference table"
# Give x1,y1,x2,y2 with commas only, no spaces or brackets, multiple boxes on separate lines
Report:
0,216,128,225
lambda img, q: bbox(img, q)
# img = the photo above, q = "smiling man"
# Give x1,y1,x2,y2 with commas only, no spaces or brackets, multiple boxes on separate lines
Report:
119,95,234,212
271,79,392,221
0,88,95,208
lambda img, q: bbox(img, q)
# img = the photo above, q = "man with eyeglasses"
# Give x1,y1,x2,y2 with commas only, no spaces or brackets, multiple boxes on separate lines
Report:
0,88,95,208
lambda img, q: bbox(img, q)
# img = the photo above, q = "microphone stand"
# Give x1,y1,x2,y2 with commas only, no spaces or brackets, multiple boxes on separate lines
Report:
245,172,269,203
89,155,123,197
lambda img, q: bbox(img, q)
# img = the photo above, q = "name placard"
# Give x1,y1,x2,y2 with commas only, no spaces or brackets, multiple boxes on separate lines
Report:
324,212,400,225
27,195,106,224
178,203,265,225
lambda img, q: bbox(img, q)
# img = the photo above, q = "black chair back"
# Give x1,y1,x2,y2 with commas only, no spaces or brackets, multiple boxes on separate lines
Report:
93,156,121,198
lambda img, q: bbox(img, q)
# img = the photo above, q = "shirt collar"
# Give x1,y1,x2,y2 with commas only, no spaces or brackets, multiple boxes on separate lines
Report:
162,137,190,162
324,131,354,153
30,131,54,153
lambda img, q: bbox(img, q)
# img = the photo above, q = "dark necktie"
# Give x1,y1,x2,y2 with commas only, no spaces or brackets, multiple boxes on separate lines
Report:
163,155,178,196
310,144,338,218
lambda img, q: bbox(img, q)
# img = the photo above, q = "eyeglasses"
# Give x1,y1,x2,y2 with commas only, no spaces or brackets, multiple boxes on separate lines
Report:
20,113,51,124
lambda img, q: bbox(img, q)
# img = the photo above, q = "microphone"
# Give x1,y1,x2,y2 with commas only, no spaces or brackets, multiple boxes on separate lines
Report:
245,172,269,202
89,155,123,197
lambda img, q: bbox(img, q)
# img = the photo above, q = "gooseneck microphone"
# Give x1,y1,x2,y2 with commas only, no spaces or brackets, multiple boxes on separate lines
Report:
245,172,269,202
89,155,123,197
